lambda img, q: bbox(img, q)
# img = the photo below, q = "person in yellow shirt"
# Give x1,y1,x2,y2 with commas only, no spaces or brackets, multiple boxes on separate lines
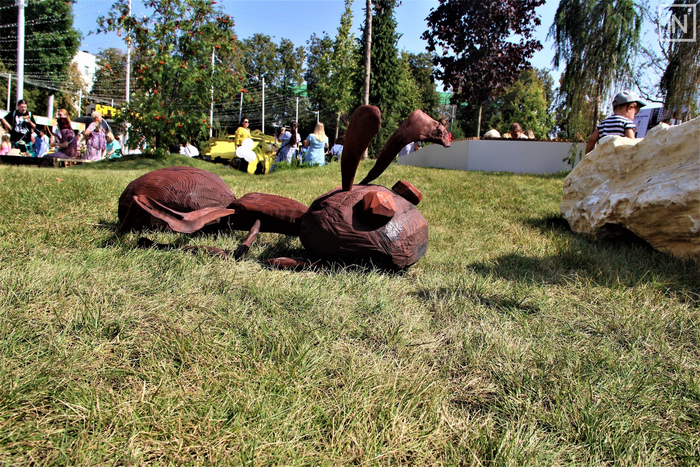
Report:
233,117,251,147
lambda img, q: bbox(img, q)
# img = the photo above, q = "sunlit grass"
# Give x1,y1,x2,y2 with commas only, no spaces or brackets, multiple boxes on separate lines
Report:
0,155,698,465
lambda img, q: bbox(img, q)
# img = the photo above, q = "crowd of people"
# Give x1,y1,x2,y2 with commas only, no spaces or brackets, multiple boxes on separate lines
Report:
1,90,648,166
0,100,126,161
482,122,536,140
228,117,343,174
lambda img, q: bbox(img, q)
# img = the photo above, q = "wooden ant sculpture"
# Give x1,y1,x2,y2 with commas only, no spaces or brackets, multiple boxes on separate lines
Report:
118,106,451,269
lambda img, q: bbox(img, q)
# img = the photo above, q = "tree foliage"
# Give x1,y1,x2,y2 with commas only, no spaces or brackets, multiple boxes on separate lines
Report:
455,68,555,139
97,0,243,153
239,33,305,128
487,69,555,139
0,0,81,113
358,0,414,155
402,51,441,118
90,48,129,106
422,0,544,109
240,34,305,91
659,1,700,121
549,0,642,137
304,0,359,139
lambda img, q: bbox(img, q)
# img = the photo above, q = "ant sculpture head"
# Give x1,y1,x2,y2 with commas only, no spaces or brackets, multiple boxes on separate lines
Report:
297,106,452,269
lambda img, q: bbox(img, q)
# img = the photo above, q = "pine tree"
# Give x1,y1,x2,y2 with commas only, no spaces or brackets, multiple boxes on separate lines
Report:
357,0,406,156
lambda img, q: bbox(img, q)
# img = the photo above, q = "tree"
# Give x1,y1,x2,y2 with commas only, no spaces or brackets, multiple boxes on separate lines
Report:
487,69,555,139
549,0,642,138
0,0,81,113
402,51,441,118
90,48,129,106
239,34,305,127
658,1,700,121
304,0,359,139
358,0,410,155
422,0,545,137
97,0,243,153
240,34,305,90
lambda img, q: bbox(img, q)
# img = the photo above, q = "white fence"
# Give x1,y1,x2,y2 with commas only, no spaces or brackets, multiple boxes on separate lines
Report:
398,139,586,174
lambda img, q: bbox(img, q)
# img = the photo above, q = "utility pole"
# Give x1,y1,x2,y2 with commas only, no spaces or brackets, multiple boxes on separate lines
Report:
361,0,372,158
296,97,299,123
47,95,54,119
15,0,27,104
6,74,11,111
125,0,131,147
362,0,371,106
239,92,243,124
261,77,265,134
209,48,215,138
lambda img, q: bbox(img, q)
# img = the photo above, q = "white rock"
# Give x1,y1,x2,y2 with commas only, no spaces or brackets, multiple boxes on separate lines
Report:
561,116,700,262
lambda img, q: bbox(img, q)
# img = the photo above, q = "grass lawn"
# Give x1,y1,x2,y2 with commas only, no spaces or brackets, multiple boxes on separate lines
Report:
0,155,698,465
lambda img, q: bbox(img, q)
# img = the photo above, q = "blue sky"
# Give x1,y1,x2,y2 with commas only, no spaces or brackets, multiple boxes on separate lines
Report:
74,0,560,76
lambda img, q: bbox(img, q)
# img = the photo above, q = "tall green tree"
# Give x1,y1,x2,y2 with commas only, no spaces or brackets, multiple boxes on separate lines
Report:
549,0,642,138
239,34,305,127
423,0,545,137
357,0,409,155
304,0,359,139
658,1,700,121
0,0,81,113
90,48,128,106
240,34,305,90
402,51,441,118
97,0,242,152
487,69,555,138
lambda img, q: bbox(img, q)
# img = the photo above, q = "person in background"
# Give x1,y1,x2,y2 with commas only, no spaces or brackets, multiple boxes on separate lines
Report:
0,134,11,155
439,118,453,141
180,140,200,157
233,117,251,148
106,132,122,159
0,99,37,151
510,123,528,139
525,129,535,139
304,122,329,166
47,117,78,159
83,111,107,160
34,130,49,157
329,135,344,161
398,141,415,157
585,90,646,154
483,129,501,138
275,121,300,164
50,109,70,146
298,139,310,161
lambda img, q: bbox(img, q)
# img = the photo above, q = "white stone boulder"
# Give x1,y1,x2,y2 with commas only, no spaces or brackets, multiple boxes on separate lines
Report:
561,116,700,262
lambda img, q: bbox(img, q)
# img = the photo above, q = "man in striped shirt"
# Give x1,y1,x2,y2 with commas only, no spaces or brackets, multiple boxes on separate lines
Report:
585,91,647,154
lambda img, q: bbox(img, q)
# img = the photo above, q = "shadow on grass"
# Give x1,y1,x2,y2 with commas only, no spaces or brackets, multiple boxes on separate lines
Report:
97,225,408,276
467,213,700,304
